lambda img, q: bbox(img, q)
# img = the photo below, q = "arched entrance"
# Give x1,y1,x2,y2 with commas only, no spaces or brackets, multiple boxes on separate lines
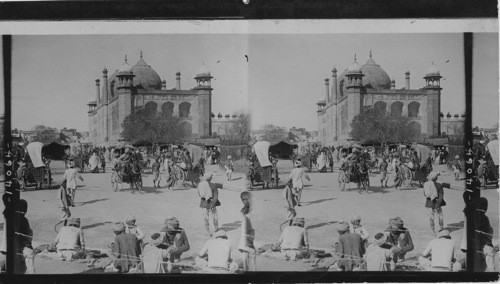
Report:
162,102,174,118
179,102,191,118
374,101,387,112
144,101,158,115
408,101,420,117
391,101,403,117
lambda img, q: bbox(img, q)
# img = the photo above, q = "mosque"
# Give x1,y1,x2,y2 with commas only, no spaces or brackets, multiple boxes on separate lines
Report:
316,52,442,146
87,52,213,146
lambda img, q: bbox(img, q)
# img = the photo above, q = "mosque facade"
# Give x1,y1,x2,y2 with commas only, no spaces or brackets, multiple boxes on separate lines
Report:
316,52,443,146
87,52,213,146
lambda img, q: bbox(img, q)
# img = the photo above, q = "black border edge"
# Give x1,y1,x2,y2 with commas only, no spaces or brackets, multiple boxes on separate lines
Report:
0,0,498,20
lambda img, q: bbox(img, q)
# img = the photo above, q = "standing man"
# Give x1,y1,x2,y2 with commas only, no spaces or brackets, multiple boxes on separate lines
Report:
423,172,445,236
452,155,462,181
284,160,311,206
379,157,389,187
197,172,220,236
239,191,256,271
61,161,84,206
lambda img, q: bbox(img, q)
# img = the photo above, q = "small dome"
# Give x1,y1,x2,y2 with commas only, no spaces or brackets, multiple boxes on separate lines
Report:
426,63,440,76
347,61,361,73
118,56,132,73
332,66,337,72
197,64,210,76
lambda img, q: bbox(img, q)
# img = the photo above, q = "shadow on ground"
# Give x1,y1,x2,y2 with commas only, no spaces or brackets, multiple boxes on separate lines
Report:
301,197,337,206
307,220,340,230
82,221,114,230
445,220,464,233
219,220,242,232
78,198,109,206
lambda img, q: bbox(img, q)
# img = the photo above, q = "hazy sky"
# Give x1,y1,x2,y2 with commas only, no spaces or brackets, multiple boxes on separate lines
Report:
249,33,467,130
11,34,249,131
473,33,499,129
8,32,498,132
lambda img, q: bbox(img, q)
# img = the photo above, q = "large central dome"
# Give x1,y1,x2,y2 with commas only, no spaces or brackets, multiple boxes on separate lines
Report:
337,54,391,97
103,54,162,99
131,56,162,90
360,56,391,90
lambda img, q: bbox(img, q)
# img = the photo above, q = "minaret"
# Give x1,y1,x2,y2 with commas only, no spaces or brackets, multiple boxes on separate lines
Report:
102,67,109,104
424,62,443,136
116,55,135,90
161,80,166,90
391,78,395,89
331,66,337,103
325,78,330,104
176,72,181,90
96,78,101,105
405,70,411,90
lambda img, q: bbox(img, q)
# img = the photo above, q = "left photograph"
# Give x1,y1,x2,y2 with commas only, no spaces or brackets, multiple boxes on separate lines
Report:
5,35,252,274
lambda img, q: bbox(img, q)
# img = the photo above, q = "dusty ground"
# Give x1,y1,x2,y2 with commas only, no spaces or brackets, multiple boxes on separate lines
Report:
3,160,499,274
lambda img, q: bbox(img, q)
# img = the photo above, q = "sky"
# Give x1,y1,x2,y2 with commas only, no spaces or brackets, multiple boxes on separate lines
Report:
248,33,467,130
472,33,499,129
7,32,498,132
11,34,249,131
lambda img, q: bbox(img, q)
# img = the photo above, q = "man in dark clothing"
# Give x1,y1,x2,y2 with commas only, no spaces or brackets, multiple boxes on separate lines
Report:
335,222,365,271
160,217,190,262
384,217,414,263
111,222,141,273
0,199,35,273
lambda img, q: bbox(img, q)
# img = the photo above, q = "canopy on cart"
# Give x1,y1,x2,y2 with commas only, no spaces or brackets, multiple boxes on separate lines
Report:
26,141,44,167
487,140,499,166
253,141,272,167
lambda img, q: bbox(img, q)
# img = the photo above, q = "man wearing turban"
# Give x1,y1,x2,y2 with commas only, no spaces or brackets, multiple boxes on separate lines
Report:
384,217,414,263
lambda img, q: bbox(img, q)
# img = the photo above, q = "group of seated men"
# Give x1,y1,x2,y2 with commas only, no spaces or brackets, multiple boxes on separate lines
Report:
264,215,462,272
51,214,245,273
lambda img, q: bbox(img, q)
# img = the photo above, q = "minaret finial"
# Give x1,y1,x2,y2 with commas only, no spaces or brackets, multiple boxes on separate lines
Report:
369,50,372,58
124,55,127,63
140,51,143,59
354,53,357,62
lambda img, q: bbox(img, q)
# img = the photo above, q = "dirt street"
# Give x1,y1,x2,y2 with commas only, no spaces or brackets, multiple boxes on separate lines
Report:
4,160,499,273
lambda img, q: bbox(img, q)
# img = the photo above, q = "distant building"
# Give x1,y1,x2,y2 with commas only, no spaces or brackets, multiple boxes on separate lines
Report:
317,52,442,145
88,52,213,146
211,113,245,139
440,115,465,138
251,127,288,142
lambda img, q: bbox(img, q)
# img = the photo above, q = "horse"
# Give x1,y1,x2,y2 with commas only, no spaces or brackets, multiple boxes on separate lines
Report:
112,158,142,193
338,161,369,193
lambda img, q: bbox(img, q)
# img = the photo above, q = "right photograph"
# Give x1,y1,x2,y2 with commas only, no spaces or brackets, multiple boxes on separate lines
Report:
247,32,498,272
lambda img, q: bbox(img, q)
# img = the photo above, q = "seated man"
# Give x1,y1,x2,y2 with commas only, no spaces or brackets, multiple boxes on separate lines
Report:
194,229,238,273
418,229,462,271
276,217,309,261
365,232,395,271
384,217,414,263
111,222,141,273
53,217,85,261
160,217,190,262
142,233,174,273
335,222,365,271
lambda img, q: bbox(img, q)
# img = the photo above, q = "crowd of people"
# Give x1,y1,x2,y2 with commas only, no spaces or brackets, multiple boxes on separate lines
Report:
2,137,498,274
